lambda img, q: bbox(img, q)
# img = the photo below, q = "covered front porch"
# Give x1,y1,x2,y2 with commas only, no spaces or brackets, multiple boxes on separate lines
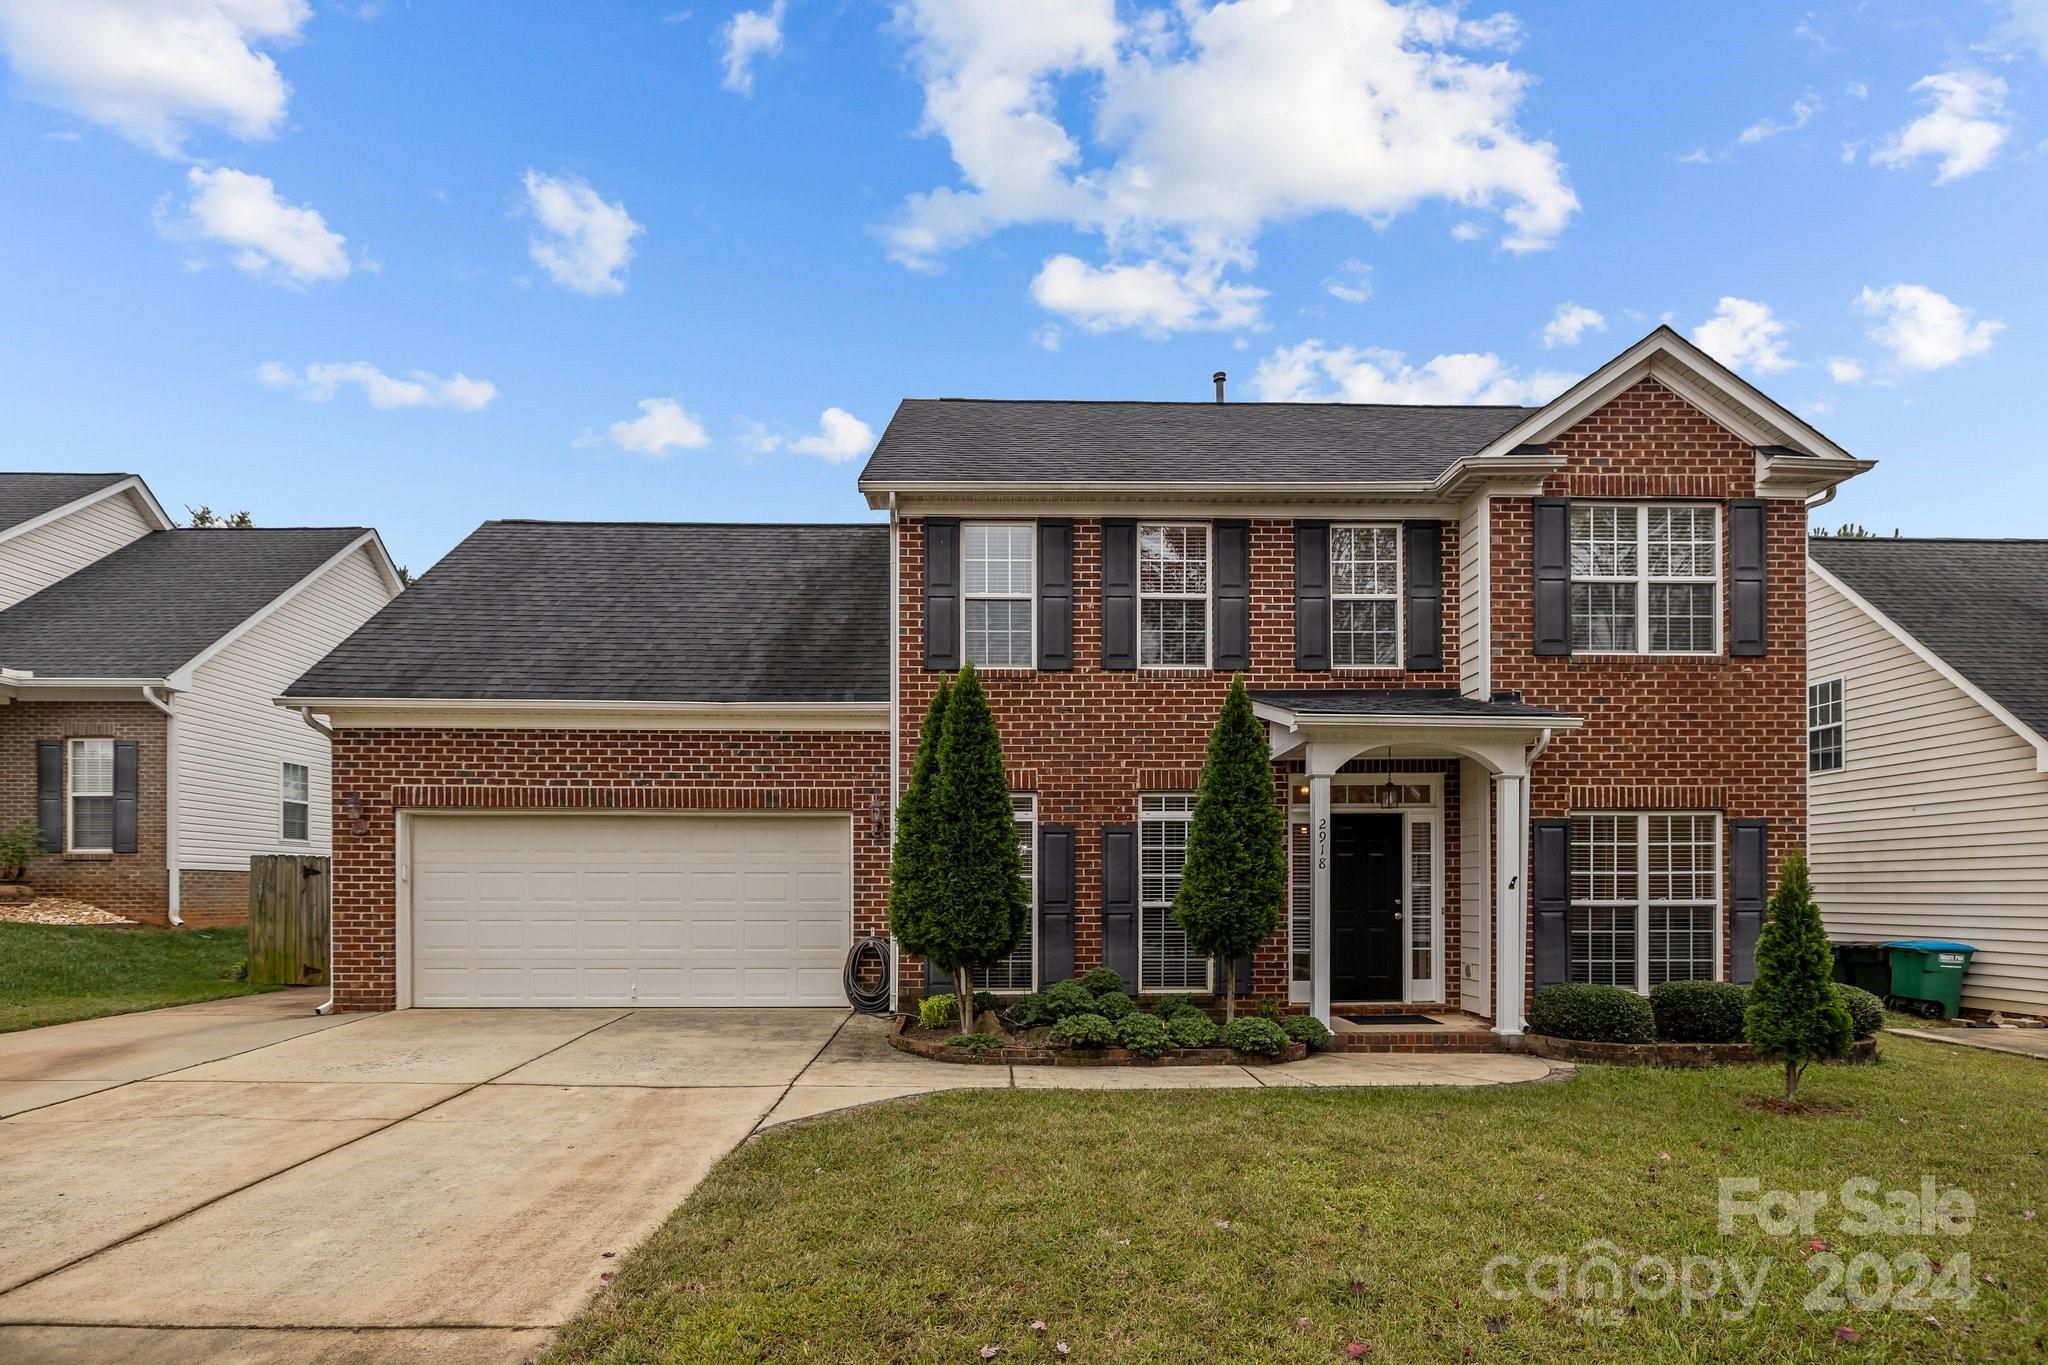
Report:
1255,689,1582,1040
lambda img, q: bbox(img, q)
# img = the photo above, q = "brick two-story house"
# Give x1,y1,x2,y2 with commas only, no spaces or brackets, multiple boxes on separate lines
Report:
286,328,1868,1038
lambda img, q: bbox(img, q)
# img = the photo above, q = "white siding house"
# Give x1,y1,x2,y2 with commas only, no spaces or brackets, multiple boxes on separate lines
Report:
0,477,170,610
1807,541,2048,1017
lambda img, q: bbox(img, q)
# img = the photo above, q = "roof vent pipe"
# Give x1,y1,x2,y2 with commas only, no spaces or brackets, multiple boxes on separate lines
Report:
1212,371,1227,403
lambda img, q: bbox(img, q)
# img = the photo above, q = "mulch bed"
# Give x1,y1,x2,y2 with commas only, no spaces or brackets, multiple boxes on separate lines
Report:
891,1017,1308,1067
1521,1033,1880,1068
0,897,136,927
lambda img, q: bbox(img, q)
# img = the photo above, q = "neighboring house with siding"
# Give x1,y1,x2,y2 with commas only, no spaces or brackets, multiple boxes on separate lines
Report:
0,473,401,924
1807,537,2048,1017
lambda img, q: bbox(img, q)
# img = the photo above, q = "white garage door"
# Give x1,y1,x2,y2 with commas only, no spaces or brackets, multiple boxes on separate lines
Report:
408,814,852,1007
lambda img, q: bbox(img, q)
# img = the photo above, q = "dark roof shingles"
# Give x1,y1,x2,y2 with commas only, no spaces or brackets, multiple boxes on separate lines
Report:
1250,688,1572,721
0,473,133,532
286,521,889,704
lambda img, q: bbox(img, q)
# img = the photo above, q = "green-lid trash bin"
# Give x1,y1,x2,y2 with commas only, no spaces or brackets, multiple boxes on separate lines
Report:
1831,941,1889,996
1882,940,1975,1020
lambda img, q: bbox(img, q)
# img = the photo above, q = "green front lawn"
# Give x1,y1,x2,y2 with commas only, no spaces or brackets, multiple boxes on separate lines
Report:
553,1039,2044,1363
0,923,275,1032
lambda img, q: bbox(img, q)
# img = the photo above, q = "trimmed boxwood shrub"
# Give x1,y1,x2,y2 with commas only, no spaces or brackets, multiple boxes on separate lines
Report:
1166,1013,1219,1049
1042,979,1097,1021
1650,980,1749,1043
1047,1012,1118,1049
1279,1014,1333,1052
1527,983,1656,1044
1220,1016,1290,1056
918,994,957,1031
1003,993,1050,1029
1080,966,1125,995
946,1033,1004,1053
1836,984,1884,1040
1115,1013,1170,1058
1094,991,1137,1021
1148,993,1199,1021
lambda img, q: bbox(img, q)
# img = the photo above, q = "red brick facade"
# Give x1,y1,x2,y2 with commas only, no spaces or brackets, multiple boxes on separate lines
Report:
0,701,170,917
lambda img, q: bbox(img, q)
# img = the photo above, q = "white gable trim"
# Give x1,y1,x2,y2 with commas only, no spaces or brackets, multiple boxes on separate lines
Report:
1809,558,2048,772
166,532,402,690
0,476,174,548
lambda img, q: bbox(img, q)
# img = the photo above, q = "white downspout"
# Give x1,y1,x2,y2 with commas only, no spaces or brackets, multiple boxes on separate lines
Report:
142,686,180,926
887,491,902,1015
1527,726,1554,767
296,705,339,1015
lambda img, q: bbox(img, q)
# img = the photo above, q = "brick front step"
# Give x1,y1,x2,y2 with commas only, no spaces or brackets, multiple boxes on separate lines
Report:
1330,1030,1503,1054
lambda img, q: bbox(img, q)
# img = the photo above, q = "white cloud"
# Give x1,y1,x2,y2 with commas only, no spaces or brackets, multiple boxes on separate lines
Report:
0,0,310,155
720,0,786,95
1540,302,1605,349
1855,283,2003,371
1029,252,1264,336
1323,260,1373,304
789,407,877,462
1845,80,1869,100
886,0,1577,334
603,398,710,457
1738,93,1821,145
521,170,644,296
1449,221,1487,241
1825,357,1866,384
1690,296,1796,374
158,166,348,287
1988,0,2048,61
258,361,496,410
1870,71,2010,183
1032,323,1062,351
1250,340,1576,405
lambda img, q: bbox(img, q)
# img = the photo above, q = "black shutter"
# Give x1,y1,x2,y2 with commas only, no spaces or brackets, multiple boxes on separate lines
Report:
35,740,62,853
922,518,960,671
1404,521,1443,671
924,954,950,996
1730,819,1768,984
1729,500,1767,657
1101,824,1138,984
1531,817,1570,988
112,740,139,855
1036,519,1073,671
1212,519,1250,671
1532,497,1571,656
1038,824,1076,984
1101,519,1137,671
1223,951,1252,997
1294,521,1330,670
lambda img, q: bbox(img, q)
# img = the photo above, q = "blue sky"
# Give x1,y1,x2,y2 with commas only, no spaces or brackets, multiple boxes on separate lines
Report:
0,0,2042,571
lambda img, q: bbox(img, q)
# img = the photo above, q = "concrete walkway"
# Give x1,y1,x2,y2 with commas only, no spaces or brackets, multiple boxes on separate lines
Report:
1888,1024,2048,1062
0,994,1560,1363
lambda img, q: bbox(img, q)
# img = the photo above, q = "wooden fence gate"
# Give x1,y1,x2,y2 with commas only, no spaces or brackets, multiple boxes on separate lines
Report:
248,854,330,987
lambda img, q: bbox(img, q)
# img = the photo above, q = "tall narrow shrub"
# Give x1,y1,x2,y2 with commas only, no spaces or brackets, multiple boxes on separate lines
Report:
1173,675,1287,1021
887,679,951,965
925,664,1027,1032
1743,849,1853,1104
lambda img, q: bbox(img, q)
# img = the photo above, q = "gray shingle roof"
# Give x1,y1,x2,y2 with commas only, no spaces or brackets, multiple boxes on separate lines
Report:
1809,537,2048,742
0,473,135,533
285,521,889,704
0,528,368,679
858,400,1533,485
1251,688,1572,721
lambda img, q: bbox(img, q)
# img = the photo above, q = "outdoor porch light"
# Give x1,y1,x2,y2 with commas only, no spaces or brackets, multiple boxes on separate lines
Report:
1377,776,1402,808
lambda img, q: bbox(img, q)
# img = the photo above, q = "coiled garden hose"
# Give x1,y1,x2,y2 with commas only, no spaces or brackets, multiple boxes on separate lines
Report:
842,936,893,1015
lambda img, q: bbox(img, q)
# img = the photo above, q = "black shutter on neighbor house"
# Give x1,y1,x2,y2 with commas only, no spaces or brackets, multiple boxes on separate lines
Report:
1730,820,1768,984
1294,521,1330,671
1101,519,1137,671
1729,500,1767,657
1531,817,1571,989
1404,521,1443,671
1038,824,1076,984
924,953,950,996
35,741,62,853
1532,497,1571,656
1222,951,1252,997
1213,519,1250,672
922,518,960,671
1036,519,1073,671
112,740,138,855
1101,824,1138,984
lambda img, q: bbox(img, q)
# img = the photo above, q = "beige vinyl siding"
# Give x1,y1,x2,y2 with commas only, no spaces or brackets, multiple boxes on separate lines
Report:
1457,498,1489,699
1458,756,1492,1016
1808,565,2048,1016
173,544,395,869
0,489,154,610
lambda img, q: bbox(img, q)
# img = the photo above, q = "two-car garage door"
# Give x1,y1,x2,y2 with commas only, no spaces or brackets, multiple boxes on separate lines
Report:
408,814,852,1007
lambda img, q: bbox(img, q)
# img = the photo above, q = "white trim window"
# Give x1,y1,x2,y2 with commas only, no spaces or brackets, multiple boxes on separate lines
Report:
1569,504,1720,654
1138,523,1209,668
1139,793,1209,991
1808,679,1845,773
1570,812,1722,991
67,738,115,853
1330,524,1401,667
281,761,311,842
962,523,1035,668
979,793,1037,992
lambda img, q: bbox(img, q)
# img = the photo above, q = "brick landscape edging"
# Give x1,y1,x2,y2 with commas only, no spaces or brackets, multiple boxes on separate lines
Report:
889,1015,1308,1067
1521,1034,1880,1067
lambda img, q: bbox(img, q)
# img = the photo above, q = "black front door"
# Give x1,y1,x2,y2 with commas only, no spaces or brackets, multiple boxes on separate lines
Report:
1330,813,1403,1002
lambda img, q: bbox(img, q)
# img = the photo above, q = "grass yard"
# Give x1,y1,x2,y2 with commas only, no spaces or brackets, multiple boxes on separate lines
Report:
0,923,273,1032
552,1038,2045,1364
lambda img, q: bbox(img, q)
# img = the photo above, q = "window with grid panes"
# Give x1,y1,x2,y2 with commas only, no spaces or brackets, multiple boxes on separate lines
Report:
977,794,1037,991
1808,679,1844,773
1139,794,1208,990
962,524,1034,667
1570,813,1722,991
1569,505,1720,654
68,739,115,853
1330,524,1400,666
1138,524,1208,667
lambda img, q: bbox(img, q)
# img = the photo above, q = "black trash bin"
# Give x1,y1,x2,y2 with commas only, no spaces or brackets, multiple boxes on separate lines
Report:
1831,941,1890,996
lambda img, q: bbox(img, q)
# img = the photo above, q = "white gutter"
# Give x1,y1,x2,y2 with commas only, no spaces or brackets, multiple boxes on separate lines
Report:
292,706,339,1015
886,490,901,1016
1527,726,1554,766
142,686,180,926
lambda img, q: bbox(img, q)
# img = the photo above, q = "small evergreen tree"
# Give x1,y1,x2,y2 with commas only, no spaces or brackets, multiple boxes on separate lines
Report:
1173,676,1287,1021
924,664,1027,1033
1744,849,1853,1104
887,679,951,966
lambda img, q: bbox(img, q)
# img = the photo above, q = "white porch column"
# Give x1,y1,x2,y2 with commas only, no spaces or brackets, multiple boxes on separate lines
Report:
1309,772,1333,1028
1493,772,1529,1039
